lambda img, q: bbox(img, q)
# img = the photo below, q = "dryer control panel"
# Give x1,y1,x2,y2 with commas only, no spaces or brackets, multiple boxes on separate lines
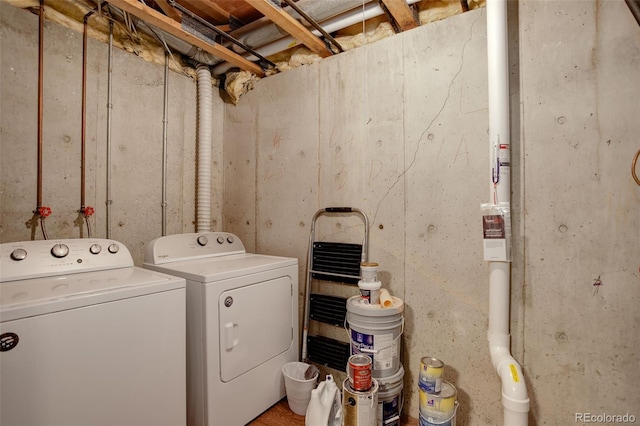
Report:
144,232,246,265
0,239,134,282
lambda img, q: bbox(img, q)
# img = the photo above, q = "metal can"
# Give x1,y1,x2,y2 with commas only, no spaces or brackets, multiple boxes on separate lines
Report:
419,357,444,393
348,354,372,391
343,378,379,426
419,381,457,419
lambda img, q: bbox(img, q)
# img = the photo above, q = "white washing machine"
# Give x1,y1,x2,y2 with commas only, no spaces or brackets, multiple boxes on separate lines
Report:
143,232,299,426
0,238,186,426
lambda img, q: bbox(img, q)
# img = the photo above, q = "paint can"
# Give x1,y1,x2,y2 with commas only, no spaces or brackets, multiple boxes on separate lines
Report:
418,401,458,426
419,381,457,420
343,378,379,426
348,354,373,391
376,363,404,426
347,295,404,378
418,357,444,393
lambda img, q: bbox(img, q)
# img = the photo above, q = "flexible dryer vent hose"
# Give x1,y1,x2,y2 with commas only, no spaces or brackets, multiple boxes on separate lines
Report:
196,65,213,232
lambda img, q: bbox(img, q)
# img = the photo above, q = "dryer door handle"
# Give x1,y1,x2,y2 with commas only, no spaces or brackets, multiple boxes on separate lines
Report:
224,322,238,350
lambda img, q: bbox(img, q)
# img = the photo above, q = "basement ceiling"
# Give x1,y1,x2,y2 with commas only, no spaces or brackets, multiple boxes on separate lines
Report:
9,0,484,101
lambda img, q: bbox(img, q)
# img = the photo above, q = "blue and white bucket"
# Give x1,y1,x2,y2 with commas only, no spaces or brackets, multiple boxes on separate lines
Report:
346,295,404,379
376,364,404,426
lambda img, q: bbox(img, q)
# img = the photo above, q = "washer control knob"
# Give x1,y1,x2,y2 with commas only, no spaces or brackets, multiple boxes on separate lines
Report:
107,243,119,254
89,244,102,255
197,236,208,246
226,235,234,244
216,236,225,244
51,244,69,258
10,249,27,261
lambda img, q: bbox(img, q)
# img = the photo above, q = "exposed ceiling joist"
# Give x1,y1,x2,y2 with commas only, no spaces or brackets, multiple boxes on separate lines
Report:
380,0,418,31
178,0,229,23
107,0,265,76
154,0,181,22
242,0,332,58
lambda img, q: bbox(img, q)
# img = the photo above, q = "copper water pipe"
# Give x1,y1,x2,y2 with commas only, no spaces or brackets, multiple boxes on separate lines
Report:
81,11,93,211
34,0,51,239
37,0,44,209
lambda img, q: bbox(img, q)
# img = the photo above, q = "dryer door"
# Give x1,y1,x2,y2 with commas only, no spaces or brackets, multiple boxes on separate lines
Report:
218,276,293,382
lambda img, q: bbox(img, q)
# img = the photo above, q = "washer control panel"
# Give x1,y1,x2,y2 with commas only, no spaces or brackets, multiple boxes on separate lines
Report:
1,239,134,282
144,232,245,265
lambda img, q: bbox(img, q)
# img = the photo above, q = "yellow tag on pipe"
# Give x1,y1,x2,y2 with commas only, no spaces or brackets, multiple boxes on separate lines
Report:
509,364,520,383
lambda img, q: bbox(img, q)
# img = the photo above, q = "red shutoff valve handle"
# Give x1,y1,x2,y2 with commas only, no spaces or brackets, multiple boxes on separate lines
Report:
82,206,95,217
36,206,52,218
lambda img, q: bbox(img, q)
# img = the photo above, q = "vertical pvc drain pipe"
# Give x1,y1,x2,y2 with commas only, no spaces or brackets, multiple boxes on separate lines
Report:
486,1,530,425
196,65,213,232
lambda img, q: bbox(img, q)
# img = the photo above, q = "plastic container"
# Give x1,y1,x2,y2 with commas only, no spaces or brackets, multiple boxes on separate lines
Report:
377,364,404,426
360,262,379,282
283,362,318,416
358,280,382,304
305,375,342,426
347,295,404,378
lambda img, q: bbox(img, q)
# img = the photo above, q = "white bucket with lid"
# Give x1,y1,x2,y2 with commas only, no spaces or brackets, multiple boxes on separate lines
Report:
346,295,404,378
376,363,404,426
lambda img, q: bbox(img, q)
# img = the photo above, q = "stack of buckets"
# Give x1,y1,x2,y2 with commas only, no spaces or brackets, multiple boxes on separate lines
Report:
344,262,405,426
418,357,458,426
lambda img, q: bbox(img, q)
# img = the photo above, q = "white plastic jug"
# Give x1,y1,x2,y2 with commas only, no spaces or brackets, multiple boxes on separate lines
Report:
305,375,342,426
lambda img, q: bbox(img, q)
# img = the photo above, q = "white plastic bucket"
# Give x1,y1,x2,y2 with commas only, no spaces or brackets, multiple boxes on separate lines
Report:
346,295,404,378
376,364,404,426
282,362,318,416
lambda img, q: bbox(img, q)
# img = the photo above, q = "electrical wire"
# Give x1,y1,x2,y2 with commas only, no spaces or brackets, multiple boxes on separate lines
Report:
633,148,640,186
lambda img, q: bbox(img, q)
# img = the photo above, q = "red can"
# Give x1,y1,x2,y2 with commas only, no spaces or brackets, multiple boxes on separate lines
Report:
348,354,372,391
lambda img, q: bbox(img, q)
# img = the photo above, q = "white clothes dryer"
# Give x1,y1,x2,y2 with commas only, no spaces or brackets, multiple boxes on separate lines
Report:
143,232,299,426
0,238,186,426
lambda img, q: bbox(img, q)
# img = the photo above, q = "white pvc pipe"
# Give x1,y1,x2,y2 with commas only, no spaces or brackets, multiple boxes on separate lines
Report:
196,65,213,232
487,1,530,425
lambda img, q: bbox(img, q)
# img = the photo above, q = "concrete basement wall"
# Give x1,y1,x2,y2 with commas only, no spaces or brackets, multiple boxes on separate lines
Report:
1,0,639,424
223,1,640,425
0,2,223,264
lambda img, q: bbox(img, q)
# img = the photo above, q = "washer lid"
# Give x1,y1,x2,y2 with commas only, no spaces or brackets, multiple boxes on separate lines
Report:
143,253,297,283
0,267,185,322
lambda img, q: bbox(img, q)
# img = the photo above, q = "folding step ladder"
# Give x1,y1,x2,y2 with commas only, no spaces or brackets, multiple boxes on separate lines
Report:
301,207,369,371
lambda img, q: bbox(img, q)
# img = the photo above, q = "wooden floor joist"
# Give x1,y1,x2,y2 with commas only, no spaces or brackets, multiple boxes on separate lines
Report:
108,0,265,76
243,0,331,58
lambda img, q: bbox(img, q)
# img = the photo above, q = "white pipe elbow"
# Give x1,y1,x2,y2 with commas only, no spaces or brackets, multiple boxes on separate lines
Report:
489,332,530,423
